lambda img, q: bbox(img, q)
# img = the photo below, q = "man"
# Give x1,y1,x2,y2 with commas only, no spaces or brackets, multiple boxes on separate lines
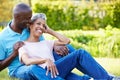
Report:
0,3,120,80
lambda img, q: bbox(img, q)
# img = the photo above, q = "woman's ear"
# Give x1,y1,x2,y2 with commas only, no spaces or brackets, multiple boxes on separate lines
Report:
29,24,33,31
29,25,33,29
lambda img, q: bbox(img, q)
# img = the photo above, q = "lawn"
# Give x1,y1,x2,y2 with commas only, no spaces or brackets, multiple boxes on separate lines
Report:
0,58,120,80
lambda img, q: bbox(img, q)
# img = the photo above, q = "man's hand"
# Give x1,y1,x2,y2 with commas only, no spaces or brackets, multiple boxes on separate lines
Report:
0,41,24,71
53,45,69,56
46,59,59,78
13,41,24,56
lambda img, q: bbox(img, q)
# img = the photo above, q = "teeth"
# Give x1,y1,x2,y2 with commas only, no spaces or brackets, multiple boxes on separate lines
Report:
37,29,42,33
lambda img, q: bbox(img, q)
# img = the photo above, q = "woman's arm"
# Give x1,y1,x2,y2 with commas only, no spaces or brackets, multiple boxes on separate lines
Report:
21,53,59,78
46,26,70,46
21,53,46,66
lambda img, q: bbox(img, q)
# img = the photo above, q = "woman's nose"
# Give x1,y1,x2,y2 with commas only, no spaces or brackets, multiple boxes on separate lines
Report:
38,26,43,30
40,25,44,29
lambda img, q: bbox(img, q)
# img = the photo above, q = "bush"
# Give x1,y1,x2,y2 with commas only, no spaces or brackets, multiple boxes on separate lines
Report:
32,1,119,30
33,1,91,30
44,27,120,58
113,1,120,28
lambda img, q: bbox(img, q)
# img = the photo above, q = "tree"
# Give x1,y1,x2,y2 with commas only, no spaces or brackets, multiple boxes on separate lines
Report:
18,0,32,7
0,0,14,22
0,0,32,26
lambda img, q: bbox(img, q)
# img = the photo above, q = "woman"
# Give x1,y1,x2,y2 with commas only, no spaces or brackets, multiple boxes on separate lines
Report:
18,13,114,80
19,13,70,80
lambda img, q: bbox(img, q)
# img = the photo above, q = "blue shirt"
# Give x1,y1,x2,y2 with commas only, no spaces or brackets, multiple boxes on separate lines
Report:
0,22,44,76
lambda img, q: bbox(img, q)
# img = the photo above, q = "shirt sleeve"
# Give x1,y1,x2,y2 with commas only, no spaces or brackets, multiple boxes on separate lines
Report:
18,46,27,63
46,40,55,52
39,35,45,41
0,40,6,60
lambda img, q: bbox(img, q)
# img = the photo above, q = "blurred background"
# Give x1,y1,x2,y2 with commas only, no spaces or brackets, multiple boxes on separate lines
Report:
0,0,120,79
0,0,120,30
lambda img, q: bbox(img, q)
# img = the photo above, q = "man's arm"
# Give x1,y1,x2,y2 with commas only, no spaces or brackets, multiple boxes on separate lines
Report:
53,45,69,56
0,41,24,71
0,52,17,71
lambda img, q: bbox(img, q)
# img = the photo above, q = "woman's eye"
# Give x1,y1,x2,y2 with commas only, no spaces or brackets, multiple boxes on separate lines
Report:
37,23,41,25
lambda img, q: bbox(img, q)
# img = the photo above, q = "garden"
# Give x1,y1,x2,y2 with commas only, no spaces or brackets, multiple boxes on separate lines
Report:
0,0,120,79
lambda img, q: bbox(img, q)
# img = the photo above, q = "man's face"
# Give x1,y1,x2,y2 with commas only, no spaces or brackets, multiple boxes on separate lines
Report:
15,10,32,29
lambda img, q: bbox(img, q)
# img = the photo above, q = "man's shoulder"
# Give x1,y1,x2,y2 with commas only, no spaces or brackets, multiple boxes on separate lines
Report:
0,28,8,45
23,28,30,33
0,27,9,39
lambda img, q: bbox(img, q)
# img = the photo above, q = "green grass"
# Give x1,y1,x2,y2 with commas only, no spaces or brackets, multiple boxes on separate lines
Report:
0,69,10,80
0,58,120,80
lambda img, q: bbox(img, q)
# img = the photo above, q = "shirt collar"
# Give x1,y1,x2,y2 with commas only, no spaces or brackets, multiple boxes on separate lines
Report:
7,21,28,36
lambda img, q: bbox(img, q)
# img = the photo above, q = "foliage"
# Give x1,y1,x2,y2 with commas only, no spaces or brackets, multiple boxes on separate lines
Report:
0,1,119,30
86,26,120,58
44,27,120,58
113,1,120,28
33,1,94,30
32,1,119,30
98,2,114,28
0,0,14,22
0,0,32,27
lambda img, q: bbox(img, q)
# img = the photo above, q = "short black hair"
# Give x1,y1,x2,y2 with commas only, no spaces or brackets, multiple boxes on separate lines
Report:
16,3,30,9
13,3,31,15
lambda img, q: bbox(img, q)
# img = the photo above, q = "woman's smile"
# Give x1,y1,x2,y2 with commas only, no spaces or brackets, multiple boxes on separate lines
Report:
36,28,42,34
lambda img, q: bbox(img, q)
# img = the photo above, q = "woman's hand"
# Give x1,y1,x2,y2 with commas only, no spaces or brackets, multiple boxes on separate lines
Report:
40,24,51,33
46,59,59,78
44,24,52,33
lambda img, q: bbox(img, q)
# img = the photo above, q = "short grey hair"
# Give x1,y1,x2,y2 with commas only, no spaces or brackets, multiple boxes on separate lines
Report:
31,13,47,23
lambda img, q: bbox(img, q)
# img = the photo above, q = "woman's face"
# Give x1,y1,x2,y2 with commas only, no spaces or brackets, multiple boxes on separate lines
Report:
30,18,46,37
